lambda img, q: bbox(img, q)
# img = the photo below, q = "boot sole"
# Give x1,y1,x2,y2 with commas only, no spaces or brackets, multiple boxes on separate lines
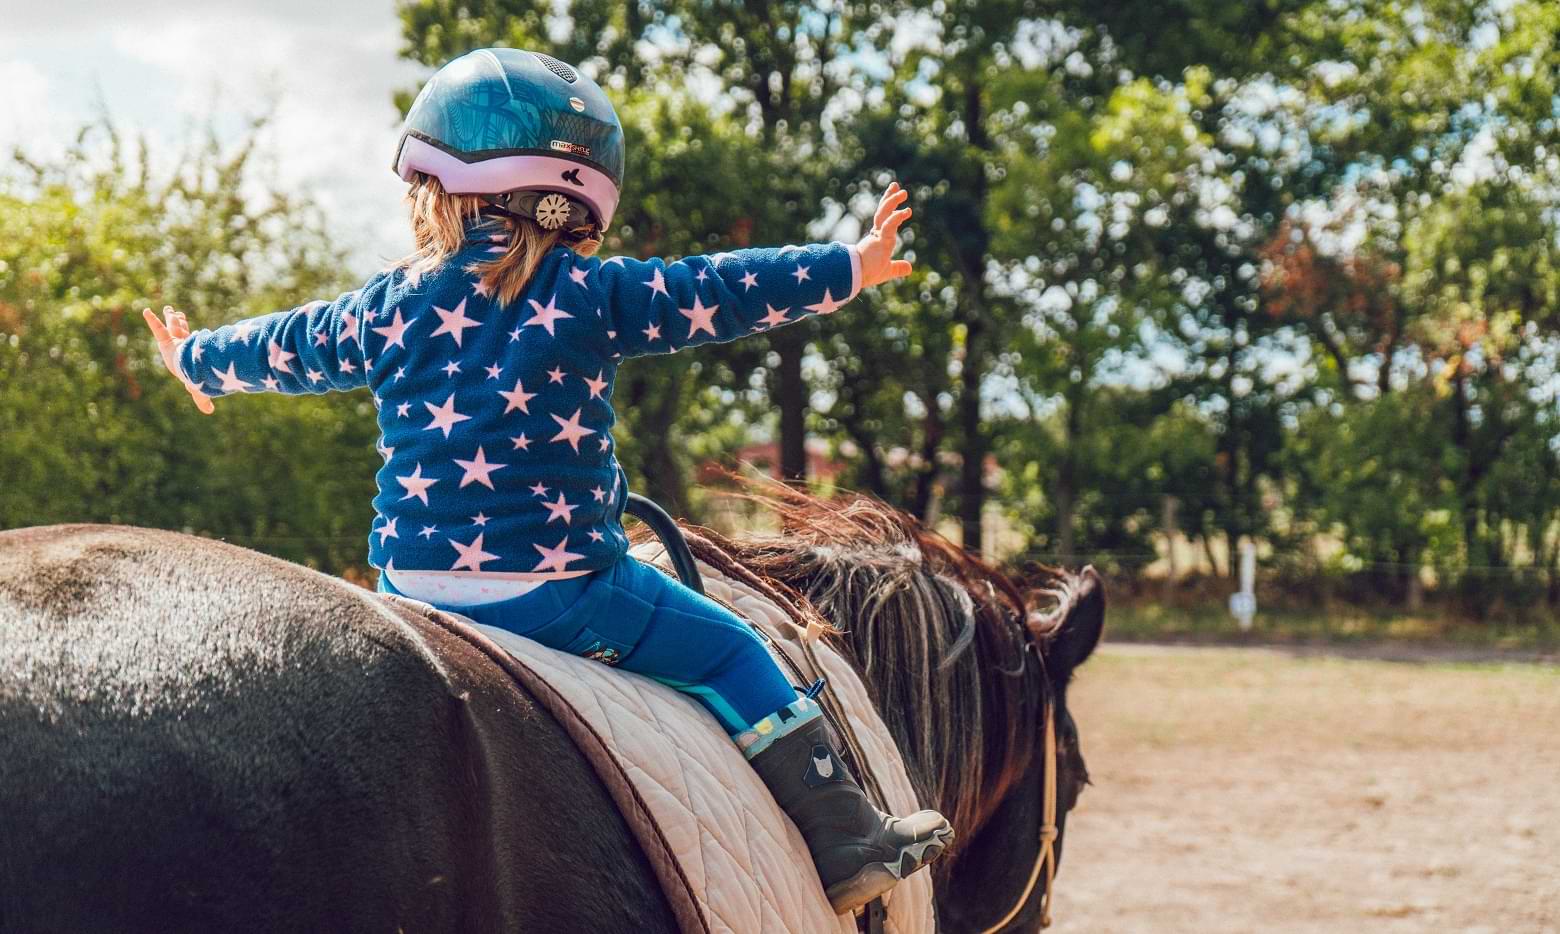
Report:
825,825,956,914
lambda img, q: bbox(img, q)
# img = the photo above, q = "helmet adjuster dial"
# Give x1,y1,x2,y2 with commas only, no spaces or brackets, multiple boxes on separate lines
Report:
483,189,595,232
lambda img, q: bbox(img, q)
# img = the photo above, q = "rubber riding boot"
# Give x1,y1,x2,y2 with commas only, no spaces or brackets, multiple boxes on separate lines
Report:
746,712,954,913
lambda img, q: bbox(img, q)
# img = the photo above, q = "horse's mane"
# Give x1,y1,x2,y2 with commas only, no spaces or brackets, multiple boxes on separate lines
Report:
654,479,1066,855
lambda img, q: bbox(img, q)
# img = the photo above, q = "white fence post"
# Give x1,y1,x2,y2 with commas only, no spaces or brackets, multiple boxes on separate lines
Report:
1229,539,1257,631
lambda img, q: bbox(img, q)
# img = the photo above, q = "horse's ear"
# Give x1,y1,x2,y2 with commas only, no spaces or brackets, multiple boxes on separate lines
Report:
1041,566,1105,676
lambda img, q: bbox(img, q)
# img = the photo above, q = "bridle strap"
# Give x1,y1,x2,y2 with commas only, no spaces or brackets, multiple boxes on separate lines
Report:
977,699,1058,933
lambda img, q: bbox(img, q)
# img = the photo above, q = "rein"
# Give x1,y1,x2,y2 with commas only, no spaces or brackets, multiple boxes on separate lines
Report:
977,684,1058,932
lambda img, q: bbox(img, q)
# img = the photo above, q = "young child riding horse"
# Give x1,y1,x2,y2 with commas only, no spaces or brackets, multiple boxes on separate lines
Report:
143,48,951,913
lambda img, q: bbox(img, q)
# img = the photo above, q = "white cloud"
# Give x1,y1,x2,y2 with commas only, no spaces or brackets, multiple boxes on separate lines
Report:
2,0,426,275
0,58,63,160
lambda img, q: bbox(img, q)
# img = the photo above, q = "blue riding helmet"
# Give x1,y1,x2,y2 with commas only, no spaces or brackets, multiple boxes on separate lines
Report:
394,48,626,231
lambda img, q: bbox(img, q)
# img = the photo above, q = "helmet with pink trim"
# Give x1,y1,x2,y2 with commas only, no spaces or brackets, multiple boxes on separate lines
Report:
393,48,625,232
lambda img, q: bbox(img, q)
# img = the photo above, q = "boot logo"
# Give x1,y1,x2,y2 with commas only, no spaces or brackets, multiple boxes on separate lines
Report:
805,744,844,787
813,752,835,779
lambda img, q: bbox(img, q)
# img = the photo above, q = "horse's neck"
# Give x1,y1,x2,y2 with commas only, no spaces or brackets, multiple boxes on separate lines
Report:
937,759,1048,930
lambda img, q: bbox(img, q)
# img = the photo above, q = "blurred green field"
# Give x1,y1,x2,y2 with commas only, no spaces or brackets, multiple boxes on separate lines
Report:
1107,603,1560,655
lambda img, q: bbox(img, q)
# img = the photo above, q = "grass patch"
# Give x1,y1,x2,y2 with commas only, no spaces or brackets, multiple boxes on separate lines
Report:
1106,601,1560,653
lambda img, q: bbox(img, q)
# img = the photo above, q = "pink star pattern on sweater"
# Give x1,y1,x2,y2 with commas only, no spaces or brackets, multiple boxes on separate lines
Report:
550,409,595,453
645,267,670,299
532,536,584,573
542,492,578,525
805,288,846,316
679,295,719,338
453,446,507,490
498,380,536,415
377,517,399,544
212,362,253,393
758,304,791,328
396,463,439,505
430,299,481,347
524,293,574,336
423,393,470,438
372,310,416,350
176,233,860,577
267,340,296,374
450,532,500,571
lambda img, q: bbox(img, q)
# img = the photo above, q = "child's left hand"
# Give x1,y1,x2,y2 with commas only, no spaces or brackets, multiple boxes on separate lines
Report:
856,182,914,289
142,306,215,415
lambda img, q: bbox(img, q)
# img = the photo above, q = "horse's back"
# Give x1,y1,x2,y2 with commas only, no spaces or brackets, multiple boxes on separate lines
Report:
0,525,675,933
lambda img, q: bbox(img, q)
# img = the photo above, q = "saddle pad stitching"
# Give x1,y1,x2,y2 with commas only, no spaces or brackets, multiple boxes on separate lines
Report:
539,643,817,932
564,657,839,931
595,666,813,930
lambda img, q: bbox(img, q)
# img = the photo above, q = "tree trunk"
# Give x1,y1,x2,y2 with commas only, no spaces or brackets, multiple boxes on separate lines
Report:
956,72,992,554
1202,533,1223,578
1162,495,1179,604
958,325,985,553
776,331,807,482
909,392,945,522
1450,371,1483,568
1054,476,1076,564
1221,423,1241,580
1055,391,1085,564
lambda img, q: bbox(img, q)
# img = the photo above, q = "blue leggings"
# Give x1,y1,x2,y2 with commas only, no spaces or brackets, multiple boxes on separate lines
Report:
380,556,798,735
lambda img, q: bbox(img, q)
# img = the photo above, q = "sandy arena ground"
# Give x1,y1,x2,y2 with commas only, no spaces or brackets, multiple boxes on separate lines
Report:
1052,643,1560,933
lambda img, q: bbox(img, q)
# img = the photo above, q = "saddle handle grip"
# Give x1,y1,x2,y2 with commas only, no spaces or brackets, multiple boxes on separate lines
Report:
623,493,706,596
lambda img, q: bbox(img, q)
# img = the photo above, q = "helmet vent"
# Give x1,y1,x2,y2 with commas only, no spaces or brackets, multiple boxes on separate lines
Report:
534,53,578,84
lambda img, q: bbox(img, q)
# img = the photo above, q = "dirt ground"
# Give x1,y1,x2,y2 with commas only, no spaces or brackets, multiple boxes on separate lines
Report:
1052,643,1560,933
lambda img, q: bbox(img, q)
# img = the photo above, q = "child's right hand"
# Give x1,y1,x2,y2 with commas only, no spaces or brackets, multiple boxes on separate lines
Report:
142,306,215,415
856,182,914,289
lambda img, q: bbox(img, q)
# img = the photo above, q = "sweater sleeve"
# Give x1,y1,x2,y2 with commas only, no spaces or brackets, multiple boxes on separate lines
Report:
176,278,386,397
590,242,861,359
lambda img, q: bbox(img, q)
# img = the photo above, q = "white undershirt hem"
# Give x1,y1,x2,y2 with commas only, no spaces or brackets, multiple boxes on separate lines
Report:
385,568,550,607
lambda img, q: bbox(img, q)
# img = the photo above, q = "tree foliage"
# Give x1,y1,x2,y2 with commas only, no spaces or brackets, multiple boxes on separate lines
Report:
0,126,377,574
3,0,1557,621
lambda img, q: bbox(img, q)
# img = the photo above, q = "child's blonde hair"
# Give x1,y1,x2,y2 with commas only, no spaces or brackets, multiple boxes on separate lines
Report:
402,173,601,306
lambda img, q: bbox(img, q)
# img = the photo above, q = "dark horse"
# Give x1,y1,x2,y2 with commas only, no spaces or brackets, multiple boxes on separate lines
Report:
0,491,1102,933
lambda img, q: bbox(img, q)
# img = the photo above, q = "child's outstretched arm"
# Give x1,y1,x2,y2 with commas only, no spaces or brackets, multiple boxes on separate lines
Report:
592,182,913,358
143,282,385,407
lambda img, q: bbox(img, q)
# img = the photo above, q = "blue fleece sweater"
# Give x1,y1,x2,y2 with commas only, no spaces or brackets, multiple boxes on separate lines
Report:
179,218,860,576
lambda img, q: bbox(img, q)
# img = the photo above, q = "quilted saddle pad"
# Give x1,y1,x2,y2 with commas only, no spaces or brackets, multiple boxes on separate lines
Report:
465,549,937,934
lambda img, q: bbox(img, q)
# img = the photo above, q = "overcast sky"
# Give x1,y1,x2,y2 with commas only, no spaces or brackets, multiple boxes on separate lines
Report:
0,0,427,273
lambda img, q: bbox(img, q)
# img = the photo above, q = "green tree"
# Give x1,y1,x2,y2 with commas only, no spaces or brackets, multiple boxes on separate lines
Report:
1275,0,1560,602
0,125,376,575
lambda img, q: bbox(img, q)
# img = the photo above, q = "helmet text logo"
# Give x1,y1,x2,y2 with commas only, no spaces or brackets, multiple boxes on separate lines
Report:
550,140,592,158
